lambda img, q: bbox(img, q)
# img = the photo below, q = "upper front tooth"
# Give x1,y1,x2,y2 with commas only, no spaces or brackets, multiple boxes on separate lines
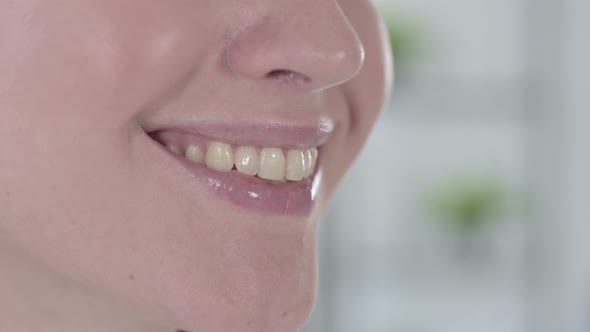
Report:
286,150,305,181
258,148,286,181
185,144,205,164
206,142,234,172
234,146,259,176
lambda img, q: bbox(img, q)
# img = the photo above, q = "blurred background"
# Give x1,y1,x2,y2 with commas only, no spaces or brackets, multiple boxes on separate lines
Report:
304,0,589,331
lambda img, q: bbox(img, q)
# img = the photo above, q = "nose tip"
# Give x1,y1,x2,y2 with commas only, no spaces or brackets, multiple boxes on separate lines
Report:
224,4,365,92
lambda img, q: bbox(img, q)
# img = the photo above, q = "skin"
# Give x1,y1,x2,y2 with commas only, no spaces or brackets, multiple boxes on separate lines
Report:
0,0,391,331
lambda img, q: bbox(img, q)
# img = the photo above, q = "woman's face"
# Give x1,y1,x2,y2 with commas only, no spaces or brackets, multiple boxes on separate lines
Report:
0,0,390,331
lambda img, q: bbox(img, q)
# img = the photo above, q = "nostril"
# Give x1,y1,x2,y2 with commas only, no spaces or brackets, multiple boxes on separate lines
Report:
265,69,312,84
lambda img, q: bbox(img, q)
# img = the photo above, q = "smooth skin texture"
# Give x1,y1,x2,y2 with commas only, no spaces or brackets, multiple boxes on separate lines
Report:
0,1,392,331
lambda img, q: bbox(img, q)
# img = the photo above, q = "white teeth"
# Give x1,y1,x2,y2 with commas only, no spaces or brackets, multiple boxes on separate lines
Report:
258,148,286,181
205,142,234,172
167,144,183,155
285,150,305,181
234,146,259,176
177,140,319,183
185,145,205,164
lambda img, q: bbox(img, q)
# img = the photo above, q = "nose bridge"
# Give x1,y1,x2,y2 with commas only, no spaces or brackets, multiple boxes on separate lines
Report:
224,0,365,92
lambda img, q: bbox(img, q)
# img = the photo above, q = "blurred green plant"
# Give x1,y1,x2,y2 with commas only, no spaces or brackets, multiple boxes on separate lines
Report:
379,9,431,66
426,174,514,235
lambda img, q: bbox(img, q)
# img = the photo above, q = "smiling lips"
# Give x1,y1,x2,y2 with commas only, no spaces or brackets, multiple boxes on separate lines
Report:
146,123,329,216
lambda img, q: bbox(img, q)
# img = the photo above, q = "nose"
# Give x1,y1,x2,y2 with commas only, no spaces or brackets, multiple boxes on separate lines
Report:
224,0,365,92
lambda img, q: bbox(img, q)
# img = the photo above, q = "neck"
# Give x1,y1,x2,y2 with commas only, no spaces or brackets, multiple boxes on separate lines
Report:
0,248,171,332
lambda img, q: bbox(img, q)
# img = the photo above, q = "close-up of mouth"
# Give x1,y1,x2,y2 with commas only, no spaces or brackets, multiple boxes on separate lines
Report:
4,0,585,331
142,122,333,216
0,0,399,329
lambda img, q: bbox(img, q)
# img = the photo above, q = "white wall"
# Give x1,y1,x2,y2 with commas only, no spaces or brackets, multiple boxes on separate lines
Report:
554,0,590,330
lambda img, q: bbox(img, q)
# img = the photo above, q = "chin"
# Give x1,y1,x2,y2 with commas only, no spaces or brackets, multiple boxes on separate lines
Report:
153,213,320,332
172,250,318,332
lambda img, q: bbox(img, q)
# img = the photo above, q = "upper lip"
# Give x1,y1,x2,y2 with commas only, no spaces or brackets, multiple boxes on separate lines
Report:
138,116,335,149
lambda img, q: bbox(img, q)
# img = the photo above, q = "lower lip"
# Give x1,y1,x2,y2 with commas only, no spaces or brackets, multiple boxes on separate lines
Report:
147,135,321,216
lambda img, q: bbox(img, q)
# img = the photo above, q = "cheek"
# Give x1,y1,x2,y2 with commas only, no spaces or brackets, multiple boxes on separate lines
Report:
0,0,213,225
0,3,128,245
0,4,133,163
320,0,392,197
0,1,213,131
342,0,392,137
0,0,191,311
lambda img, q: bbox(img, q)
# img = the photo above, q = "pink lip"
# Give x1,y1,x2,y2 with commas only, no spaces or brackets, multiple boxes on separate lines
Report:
140,117,335,149
141,123,327,216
